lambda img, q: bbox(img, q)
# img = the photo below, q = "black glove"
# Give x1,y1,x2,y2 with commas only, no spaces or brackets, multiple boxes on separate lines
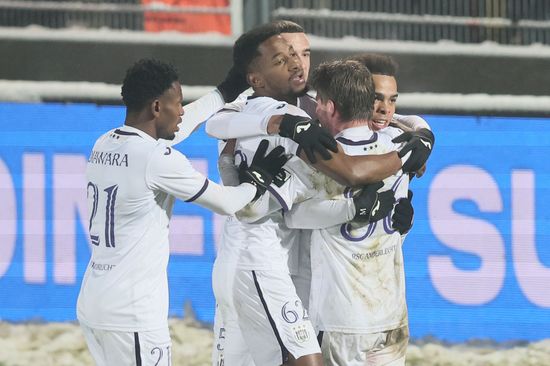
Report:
353,182,396,223
239,139,289,200
393,128,435,173
216,65,249,103
392,190,414,234
278,114,338,164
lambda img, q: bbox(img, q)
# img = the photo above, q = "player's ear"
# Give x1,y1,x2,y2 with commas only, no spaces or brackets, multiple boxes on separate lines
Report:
151,99,161,117
327,99,336,117
248,71,263,89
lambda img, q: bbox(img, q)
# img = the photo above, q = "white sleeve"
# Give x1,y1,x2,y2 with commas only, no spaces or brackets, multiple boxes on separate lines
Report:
206,109,271,139
145,146,256,215
193,181,257,216
165,89,225,146
392,113,431,131
218,153,239,186
284,198,356,229
235,192,280,223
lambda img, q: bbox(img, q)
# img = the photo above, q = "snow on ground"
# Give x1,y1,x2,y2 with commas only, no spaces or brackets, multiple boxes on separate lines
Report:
0,319,549,366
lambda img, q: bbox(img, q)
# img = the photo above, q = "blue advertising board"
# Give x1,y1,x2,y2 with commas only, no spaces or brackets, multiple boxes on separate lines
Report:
0,103,549,342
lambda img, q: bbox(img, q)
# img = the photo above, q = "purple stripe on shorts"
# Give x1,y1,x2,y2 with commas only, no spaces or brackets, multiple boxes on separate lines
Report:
251,271,289,364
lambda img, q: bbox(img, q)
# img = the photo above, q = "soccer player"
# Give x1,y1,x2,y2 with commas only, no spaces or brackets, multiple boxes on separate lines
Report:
210,25,327,366
284,60,415,365
76,58,289,366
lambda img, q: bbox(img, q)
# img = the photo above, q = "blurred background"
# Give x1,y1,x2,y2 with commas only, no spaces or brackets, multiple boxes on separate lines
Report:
1,0,550,364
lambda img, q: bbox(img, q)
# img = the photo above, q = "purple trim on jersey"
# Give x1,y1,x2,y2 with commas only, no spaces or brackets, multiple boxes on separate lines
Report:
267,186,289,212
252,271,289,364
344,187,353,198
391,174,404,191
336,133,378,146
234,150,247,166
340,221,376,242
114,128,140,137
383,214,395,234
185,179,209,203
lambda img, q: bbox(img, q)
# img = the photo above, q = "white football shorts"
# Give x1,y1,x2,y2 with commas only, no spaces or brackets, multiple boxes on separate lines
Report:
233,269,321,366
80,323,172,366
320,326,409,366
290,230,312,310
211,259,255,366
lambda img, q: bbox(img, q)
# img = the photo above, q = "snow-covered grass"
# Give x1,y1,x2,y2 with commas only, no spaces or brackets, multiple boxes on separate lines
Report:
0,320,549,366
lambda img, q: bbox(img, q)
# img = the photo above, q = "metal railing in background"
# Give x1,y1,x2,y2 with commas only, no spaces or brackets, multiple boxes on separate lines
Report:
269,0,550,45
273,0,550,19
0,0,243,35
1,0,549,45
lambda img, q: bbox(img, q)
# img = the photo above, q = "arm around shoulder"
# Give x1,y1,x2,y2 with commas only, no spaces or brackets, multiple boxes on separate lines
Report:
301,144,402,187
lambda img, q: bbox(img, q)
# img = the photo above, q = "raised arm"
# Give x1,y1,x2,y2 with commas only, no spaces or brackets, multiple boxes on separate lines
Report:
392,113,431,131
167,64,250,145
206,108,272,140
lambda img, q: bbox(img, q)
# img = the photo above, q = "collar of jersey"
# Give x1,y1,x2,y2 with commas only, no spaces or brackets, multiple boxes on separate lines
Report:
334,125,372,140
118,125,156,142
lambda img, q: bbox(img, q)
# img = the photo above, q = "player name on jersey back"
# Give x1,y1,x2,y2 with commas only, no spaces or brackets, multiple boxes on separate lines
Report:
88,150,129,167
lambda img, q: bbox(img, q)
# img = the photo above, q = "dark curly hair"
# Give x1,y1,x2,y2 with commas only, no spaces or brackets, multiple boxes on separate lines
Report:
121,59,179,112
271,20,305,34
232,23,280,77
347,54,398,77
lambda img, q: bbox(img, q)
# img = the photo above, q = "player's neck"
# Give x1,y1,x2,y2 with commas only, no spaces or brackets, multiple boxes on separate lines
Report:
336,119,370,134
252,91,298,106
124,111,157,139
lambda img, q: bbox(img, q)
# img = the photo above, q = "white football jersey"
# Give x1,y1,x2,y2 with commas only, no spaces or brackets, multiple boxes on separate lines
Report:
207,92,316,270
77,125,211,332
305,125,411,334
229,96,316,271
287,94,317,278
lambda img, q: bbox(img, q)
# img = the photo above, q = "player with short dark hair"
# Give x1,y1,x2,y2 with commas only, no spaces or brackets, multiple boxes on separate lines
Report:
349,53,432,179
121,58,180,113
211,25,331,366
349,53,399,77
77,58,288,366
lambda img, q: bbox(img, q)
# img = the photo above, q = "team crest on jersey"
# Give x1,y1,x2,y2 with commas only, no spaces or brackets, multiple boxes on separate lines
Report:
292,324,311,343
272,168,291,187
